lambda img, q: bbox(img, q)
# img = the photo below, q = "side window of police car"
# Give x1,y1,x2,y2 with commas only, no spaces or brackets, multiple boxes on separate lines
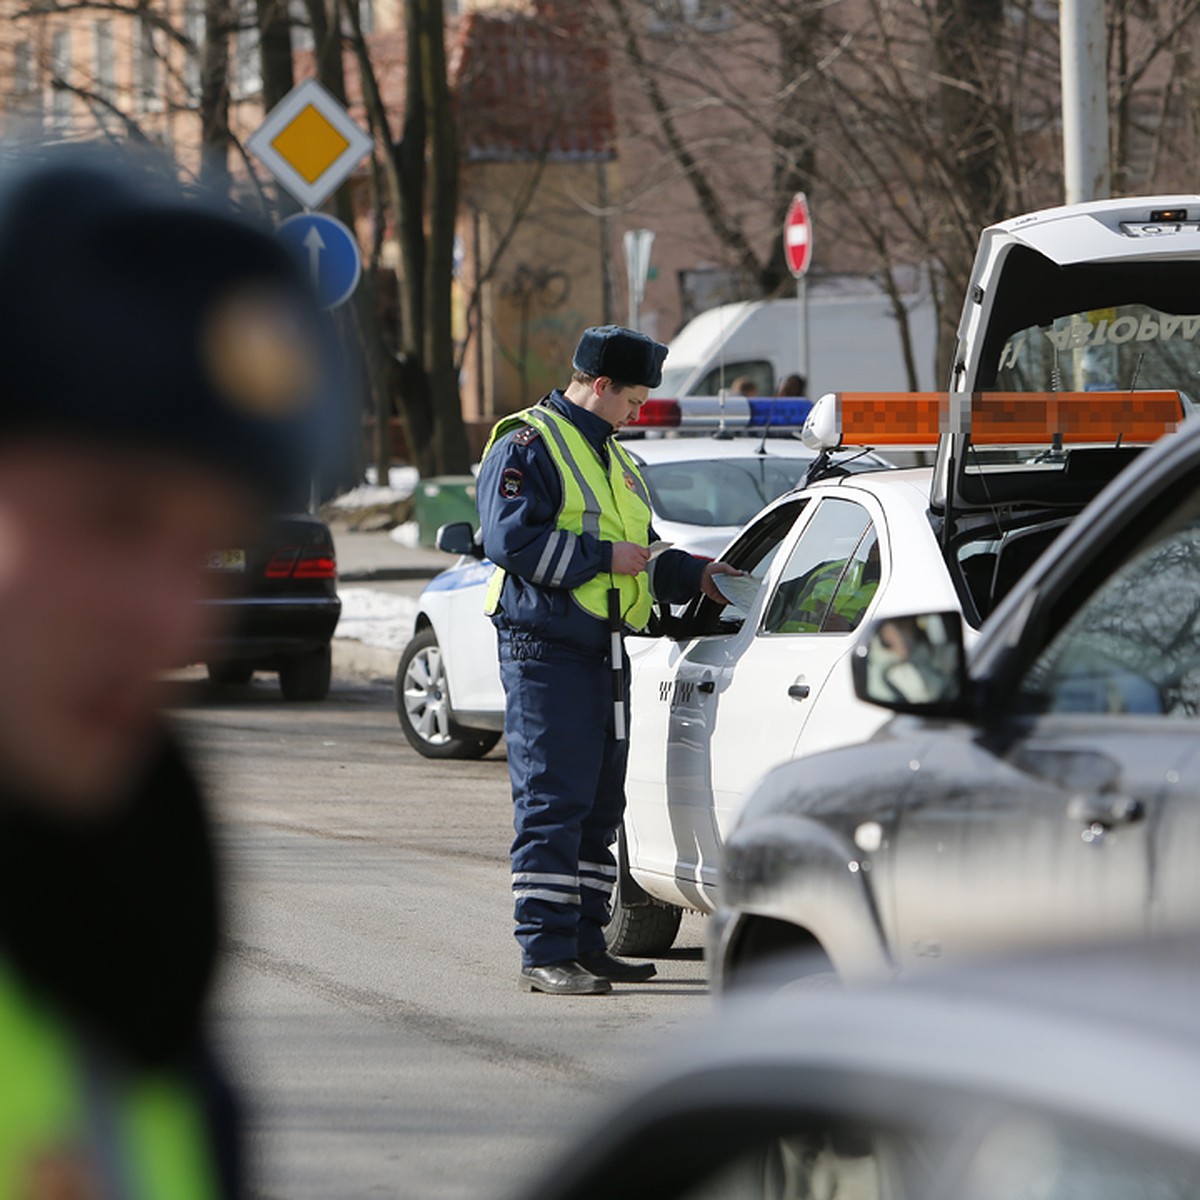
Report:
1019,515,1200,717
763,499,878,635
687,499,809,636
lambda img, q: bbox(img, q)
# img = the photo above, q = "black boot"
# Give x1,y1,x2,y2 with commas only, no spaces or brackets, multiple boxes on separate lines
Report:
518,959,612,995
578,951,657,983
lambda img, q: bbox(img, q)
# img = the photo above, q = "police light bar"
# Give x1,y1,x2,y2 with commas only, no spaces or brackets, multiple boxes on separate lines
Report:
802,391,1184,450
629,397,813,430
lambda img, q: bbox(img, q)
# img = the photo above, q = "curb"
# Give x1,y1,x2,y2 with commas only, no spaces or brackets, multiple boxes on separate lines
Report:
339,567,443,583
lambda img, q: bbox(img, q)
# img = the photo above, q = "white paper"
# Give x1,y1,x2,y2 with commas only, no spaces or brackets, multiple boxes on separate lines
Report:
713,573,760,612
647,540,673,561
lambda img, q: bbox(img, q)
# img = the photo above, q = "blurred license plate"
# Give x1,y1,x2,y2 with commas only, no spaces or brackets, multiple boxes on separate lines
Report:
207,549,246,572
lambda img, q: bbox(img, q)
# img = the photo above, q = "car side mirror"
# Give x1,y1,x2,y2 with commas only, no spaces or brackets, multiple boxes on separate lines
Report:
851,611,968,716
436,521,483,559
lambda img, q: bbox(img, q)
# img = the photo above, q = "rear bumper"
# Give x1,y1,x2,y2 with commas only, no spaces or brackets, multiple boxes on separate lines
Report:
199,595,342,663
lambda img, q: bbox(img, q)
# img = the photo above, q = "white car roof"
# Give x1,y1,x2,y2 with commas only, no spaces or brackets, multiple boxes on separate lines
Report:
622,435,817,465
772,465,932,513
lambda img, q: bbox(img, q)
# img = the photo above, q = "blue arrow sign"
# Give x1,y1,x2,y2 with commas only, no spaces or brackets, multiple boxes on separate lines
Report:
277,212,362,311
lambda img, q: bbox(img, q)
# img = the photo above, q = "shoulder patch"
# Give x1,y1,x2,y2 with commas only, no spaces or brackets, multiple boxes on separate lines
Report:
511,424,541,447
500,467,524,499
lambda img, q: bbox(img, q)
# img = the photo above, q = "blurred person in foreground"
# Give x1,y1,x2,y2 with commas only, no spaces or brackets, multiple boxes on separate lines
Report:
0,151,323,1197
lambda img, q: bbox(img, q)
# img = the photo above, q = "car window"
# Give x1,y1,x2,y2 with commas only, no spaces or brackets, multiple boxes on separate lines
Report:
1019,517,1200,715
641,458,810,528
995,300,1200,405
681,499,809,638
693,360,774,396
823,525,881,633
762,499,874,635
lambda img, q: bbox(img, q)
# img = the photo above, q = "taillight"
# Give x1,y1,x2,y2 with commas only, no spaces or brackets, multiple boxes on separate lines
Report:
294,554,337,579
264,547,337,580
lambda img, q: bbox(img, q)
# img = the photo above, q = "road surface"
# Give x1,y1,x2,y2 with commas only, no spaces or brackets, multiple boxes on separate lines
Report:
173,665,711,1200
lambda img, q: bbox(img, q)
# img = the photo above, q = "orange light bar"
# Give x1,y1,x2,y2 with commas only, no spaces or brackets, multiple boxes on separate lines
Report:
831,391,1183,446
837,393,945,445
969,392,1182,444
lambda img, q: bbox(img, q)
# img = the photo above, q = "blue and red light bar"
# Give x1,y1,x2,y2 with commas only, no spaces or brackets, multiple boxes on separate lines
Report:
628,397,813,430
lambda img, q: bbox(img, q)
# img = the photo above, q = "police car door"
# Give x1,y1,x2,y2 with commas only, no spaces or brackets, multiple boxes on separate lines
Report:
625,498,810,908
707,495,886,845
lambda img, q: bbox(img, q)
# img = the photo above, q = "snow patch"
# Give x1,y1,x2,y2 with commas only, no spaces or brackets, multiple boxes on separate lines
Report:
387,521,421,549
335,587,419,651
329,467,421,511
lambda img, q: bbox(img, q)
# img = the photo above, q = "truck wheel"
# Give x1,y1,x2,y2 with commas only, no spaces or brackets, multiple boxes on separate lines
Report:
396,627,501,760
605,831,683,956
278,645,332,701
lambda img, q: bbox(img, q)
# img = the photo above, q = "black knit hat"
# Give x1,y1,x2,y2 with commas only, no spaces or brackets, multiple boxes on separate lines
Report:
0,150,323,506
572,324,668,389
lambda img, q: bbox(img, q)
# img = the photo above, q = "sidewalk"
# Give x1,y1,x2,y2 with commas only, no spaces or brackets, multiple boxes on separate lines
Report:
331,528,457,685
334,528,452,583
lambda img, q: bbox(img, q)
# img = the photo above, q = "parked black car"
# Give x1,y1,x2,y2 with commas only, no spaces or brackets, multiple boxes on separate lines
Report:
713,413,1200,990
201,512,341,701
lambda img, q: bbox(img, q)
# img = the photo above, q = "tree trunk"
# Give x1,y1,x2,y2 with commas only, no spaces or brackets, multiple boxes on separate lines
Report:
420,0,470,474
394,0,435,477
255,0,294,113
200,0,234,191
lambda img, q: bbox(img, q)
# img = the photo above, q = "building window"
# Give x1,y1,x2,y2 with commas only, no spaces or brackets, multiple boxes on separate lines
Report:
135,17,163,112
647,0,731,32
93,20,115,104
11,39,41,126
49,29,72,133
232,0,261,99
184,0,205,103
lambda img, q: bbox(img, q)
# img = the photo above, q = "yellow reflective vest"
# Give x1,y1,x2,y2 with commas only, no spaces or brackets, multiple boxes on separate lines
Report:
482,404,655,630
0,956,221,1199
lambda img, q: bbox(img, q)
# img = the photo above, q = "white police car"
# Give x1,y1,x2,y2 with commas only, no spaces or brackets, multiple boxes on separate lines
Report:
402,194,1200,958
394,397,876,758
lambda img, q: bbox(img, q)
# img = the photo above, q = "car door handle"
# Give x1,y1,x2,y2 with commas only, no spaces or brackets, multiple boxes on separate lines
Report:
788,683,811,700
1067,794,1145,828
698,680,715,694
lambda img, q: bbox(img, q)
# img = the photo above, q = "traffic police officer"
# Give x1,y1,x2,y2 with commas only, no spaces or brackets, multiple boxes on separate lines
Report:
478,326,737,995
0,151,324,1194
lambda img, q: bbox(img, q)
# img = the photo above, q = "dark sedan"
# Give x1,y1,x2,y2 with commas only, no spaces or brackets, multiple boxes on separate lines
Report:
200,512,341,701
713,412,1200,989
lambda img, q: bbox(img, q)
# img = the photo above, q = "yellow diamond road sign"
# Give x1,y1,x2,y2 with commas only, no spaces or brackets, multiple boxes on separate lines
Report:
247,79,373,210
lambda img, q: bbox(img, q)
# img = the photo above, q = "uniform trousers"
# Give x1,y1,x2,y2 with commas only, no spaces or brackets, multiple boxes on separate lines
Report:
497,627,629,967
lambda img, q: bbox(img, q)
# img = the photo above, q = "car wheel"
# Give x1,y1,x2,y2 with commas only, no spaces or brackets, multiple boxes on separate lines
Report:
605,832,683,956
396,627,501,760
278,644,332,702
206,662,254,686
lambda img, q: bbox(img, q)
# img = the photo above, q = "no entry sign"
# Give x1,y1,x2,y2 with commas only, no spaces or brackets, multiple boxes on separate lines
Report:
784,193,813,279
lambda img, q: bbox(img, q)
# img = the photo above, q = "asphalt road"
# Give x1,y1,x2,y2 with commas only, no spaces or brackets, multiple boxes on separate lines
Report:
173,665,711,1200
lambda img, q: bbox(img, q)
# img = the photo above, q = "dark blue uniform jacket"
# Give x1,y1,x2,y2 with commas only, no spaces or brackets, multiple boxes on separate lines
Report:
477,391,706,654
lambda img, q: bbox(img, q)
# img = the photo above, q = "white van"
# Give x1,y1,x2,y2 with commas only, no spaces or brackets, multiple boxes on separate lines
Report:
653,288,937,399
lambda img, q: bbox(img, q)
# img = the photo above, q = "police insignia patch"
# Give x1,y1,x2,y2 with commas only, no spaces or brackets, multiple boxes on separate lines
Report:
624,473,637,491
512,425,540,447
501,468,524,498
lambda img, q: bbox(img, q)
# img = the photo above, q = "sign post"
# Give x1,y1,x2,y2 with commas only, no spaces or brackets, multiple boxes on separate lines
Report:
623,228,655,332
784,193,813,389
